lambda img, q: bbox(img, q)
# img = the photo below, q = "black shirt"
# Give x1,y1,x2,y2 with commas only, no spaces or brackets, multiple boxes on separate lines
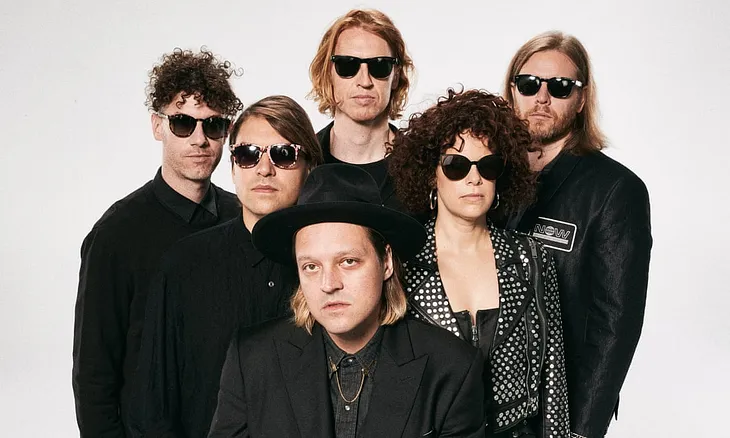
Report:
324,328,383,438
72,168,240,438
316,122,405,213
127,216,298,438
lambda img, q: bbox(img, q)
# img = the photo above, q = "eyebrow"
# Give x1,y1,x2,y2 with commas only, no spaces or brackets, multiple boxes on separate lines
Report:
295,248,367,264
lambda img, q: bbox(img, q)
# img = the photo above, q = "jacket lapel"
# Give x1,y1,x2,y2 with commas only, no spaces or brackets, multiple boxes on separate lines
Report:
359,321,428,437
276,324,335,438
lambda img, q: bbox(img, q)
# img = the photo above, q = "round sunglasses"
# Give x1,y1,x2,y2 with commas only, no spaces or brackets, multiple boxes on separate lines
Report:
513,74,583,99
331,55,399,79
440,154,505,181
230,143,303,169
156,112,231,140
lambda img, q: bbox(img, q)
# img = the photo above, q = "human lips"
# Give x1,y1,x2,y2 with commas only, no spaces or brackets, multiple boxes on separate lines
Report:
252,184,277,193
322,301,350,311
460,193,485,200
352,94,376,103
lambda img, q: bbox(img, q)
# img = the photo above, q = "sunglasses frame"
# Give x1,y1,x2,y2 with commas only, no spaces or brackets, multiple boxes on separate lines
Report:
155,112,231,140
439,153,506,181
230,143,303,169
330,55,400,79
513,74,583,99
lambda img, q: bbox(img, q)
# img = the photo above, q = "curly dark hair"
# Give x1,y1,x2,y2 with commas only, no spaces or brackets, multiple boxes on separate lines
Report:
388,88,535,218
146,48,243,116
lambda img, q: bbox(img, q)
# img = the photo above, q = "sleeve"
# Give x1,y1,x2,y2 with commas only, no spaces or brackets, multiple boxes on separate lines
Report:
439,350,487,438
126,269,182,437
207,333,250,438
570,176,652,437
539,250,570,438
72,227,129,438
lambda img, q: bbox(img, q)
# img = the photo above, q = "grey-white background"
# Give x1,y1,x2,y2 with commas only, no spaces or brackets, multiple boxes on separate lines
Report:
1,0,727,436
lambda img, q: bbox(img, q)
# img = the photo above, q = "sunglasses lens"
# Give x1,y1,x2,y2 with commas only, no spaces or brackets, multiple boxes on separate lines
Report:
441,155,472,181
476,155,505,180
366,58,395,79
333,57,361,78
202,117,230,140
269,144,299,168
515,75,540,96
547,78,573,98
168,114,197,137
232,145,261,168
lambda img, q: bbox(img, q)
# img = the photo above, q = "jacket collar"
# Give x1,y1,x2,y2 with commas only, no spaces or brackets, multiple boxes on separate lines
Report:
276,320,426,438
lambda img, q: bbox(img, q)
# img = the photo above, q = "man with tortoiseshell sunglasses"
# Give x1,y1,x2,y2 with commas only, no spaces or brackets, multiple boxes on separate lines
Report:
72,48,241,438
498,31,652,438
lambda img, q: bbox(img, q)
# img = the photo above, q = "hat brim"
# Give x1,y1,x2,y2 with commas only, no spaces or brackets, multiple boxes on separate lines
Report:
252,201,427,264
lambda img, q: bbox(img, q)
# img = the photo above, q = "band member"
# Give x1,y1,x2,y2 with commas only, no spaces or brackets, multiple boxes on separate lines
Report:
309,9,414,211
72,48,242,437
502,31,652,437
208,164,487,438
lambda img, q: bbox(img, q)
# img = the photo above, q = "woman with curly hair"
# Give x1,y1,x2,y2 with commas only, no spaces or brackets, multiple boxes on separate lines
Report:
389,89,570,438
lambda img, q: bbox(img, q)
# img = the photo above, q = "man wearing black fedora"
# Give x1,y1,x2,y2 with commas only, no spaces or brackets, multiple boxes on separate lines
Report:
207,164,486,438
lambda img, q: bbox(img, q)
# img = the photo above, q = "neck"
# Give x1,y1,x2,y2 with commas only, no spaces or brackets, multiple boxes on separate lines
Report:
528,135,568,172
433,213,491,254
330,113,392,164
160,166,210,204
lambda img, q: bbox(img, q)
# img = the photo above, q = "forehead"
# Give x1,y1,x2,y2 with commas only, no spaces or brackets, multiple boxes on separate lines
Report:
519,50,578,79
234,116,289,145
295,222,372,258
165,91,219,117
445,132,492,156
334,27,393,58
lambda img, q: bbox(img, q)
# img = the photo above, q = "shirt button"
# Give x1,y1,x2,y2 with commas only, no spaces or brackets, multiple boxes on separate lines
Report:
345,405,351,411
345,357,354,366
268,281,275,287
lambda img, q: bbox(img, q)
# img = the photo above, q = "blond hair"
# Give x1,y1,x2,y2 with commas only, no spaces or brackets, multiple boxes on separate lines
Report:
503,31,607,154
308,9,414,120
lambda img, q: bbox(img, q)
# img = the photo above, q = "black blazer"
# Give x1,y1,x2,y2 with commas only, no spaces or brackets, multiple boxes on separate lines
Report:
208,318,486,438
499,151,652,438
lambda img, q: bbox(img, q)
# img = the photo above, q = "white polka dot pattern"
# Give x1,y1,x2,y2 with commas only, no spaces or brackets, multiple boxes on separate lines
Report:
404,219,570,437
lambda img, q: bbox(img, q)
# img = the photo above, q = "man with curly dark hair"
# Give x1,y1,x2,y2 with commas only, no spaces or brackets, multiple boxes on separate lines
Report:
72,48,243,438
309,9,414,211
502,32,652,438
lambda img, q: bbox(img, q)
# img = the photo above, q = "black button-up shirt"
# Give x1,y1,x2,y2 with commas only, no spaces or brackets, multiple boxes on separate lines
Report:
323,327,383,438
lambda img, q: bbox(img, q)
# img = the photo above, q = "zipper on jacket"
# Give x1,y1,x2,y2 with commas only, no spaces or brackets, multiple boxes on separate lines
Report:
471,321,479,344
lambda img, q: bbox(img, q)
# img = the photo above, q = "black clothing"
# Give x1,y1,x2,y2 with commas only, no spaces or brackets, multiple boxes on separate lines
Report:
323,328,382,438
453,308,499,353
208,318,486,438
497,151,652,438
127,217,297,438
73,169,240,438
405,219,570,437
316,122,405,212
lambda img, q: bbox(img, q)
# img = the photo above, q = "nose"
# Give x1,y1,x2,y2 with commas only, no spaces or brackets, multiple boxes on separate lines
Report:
320,266,343,293
255,148,275,177
535,81,551,105
189,120,210,148
464,164,483,186
355,63,374,88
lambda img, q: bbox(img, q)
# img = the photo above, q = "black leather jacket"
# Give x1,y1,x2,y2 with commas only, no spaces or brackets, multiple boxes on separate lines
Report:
404,219,570,437
498,151,652,438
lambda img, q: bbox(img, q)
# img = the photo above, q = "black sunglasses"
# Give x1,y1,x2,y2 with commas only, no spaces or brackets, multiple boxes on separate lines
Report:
230,143,303,169
440,154,505,181
156,112,231,140
513,74,583,99
331,55,399,79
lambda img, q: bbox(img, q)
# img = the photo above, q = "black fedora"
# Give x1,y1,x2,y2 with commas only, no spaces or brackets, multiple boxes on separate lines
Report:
251,163,426,264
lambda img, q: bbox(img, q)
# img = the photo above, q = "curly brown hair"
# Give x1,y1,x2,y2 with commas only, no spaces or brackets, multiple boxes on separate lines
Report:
146,48,243,116
389,88,535,218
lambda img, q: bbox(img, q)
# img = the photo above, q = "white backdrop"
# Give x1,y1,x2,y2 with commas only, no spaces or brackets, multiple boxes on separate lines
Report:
1,0,728,436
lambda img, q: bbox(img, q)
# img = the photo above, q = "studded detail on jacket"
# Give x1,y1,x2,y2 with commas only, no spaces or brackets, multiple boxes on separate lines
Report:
404,219,570,437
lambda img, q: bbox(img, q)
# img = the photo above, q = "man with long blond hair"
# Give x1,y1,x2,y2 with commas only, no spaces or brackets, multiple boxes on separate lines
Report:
500,31,652,438
309,9,414,211
207,164,486,438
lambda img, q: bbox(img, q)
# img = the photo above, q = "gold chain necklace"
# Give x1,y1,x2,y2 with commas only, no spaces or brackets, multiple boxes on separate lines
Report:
328,357,376,404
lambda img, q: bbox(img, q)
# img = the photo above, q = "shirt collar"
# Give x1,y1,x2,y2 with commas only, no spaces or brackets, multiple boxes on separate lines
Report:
231,216,266,267
152,167,218,223
323,326,384,379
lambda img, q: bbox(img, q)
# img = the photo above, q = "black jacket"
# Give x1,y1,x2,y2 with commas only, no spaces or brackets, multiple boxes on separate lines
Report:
316,122,404,212
404,219,570,437
208,318,487,438
498,151,652,438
